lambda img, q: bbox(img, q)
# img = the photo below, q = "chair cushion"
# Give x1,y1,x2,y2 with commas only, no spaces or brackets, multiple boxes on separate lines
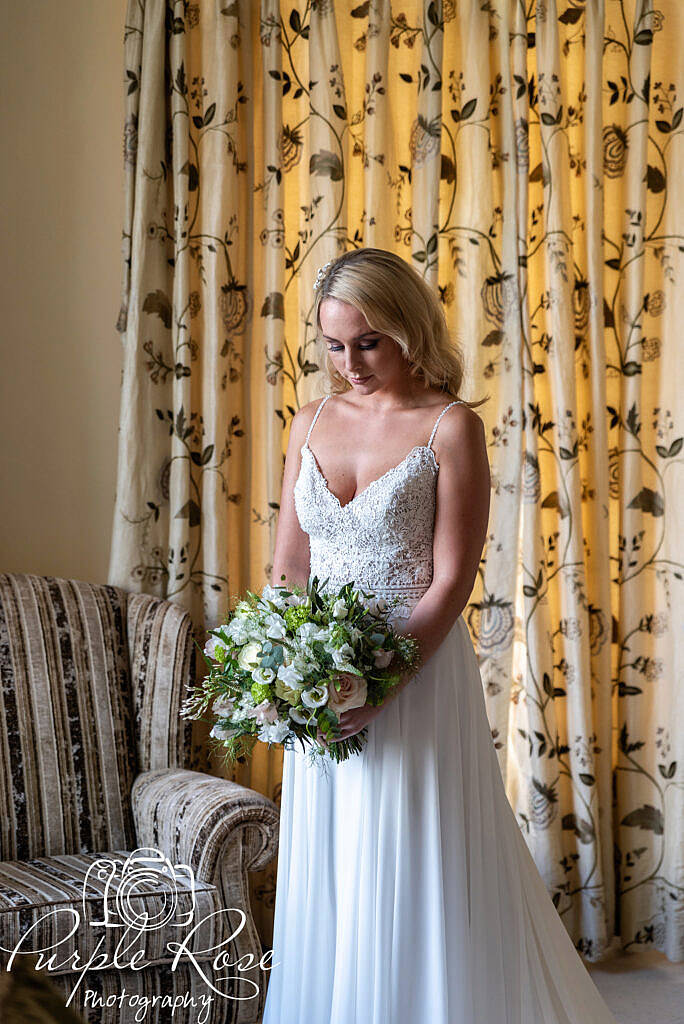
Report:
0,574,138,859
0,851,224,975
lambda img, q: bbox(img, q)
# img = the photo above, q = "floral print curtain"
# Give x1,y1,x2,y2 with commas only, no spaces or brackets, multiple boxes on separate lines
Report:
109,0,683,959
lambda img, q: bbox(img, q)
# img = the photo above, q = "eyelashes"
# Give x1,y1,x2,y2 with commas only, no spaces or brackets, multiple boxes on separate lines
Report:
327,340,379,352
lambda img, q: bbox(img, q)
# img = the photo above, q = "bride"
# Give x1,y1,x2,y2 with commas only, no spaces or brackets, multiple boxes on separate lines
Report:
261,248,617,1024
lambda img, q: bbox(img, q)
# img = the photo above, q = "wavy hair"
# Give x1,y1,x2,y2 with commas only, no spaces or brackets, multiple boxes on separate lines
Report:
312,247,488,409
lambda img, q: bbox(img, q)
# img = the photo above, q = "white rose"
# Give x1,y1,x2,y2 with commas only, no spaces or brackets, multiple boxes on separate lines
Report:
327,672,368,716
286,593,308,607
331,598,348,619
277,663,305,688
237,641,262,671
234,600,253,618
301,684,329,709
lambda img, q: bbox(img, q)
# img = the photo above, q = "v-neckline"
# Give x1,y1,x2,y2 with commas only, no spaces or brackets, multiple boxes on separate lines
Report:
301,443,438,511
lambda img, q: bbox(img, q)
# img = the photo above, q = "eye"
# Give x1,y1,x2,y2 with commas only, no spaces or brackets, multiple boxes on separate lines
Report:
359,339,379,350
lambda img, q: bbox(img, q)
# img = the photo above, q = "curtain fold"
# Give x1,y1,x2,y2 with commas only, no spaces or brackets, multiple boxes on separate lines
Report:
110,0,683,960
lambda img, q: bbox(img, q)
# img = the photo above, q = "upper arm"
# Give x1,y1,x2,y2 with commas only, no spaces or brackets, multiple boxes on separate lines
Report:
430,406,490,595
271,402,319,586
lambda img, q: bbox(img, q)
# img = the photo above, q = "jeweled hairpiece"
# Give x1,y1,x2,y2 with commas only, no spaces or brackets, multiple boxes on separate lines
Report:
313,259,334,293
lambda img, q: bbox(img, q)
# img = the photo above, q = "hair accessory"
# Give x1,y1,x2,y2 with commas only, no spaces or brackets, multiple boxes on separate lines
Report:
313,259,334,293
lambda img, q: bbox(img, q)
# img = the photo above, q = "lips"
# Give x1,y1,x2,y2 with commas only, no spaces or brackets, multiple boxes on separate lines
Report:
349,374,372,384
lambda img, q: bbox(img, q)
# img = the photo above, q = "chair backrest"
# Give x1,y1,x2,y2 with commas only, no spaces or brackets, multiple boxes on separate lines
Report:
126,591,195,772
0,574,138,860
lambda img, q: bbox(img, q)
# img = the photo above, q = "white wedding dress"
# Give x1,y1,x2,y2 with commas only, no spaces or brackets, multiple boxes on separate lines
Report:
261,396,617,1024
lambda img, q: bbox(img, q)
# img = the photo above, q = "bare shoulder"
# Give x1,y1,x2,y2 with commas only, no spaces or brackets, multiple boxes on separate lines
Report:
288,397,327,450
432,403,488,465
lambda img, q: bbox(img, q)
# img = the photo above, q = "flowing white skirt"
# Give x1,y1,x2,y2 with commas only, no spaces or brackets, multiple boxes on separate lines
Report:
261,616,618,1024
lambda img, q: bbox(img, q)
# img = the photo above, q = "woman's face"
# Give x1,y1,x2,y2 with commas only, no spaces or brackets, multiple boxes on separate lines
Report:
318,298,407,395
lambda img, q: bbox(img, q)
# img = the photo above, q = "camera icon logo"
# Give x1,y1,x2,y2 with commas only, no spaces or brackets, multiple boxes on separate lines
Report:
83,847,196,931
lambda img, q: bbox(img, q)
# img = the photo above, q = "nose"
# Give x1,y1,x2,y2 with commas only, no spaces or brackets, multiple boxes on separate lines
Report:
345,349,363,374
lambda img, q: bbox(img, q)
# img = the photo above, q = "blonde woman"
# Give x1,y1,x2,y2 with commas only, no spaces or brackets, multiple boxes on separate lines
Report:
261,248,617,1024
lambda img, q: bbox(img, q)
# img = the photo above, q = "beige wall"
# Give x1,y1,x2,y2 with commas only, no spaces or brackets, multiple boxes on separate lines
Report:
0,3,126,584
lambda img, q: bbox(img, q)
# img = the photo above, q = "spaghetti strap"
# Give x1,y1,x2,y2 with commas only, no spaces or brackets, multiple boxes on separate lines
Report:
427,400,463,450
305,395,331,446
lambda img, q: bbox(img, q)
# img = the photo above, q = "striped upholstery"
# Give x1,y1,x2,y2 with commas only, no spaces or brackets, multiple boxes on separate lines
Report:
0,575,137,860
126,593,195,771
0,573,280,1024
0,851,222,974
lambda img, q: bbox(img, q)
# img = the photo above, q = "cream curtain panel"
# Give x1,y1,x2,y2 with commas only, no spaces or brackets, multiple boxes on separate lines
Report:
109,0,683,959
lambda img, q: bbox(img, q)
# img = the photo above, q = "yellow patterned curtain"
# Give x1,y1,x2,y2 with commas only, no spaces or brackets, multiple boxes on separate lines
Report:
110,0,683,959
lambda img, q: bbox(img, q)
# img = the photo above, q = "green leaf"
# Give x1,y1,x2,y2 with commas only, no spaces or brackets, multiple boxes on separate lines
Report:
461,98,477,120
579,773,595,786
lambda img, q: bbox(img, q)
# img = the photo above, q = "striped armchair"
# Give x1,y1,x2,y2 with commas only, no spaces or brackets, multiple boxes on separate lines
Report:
0,573,280,1024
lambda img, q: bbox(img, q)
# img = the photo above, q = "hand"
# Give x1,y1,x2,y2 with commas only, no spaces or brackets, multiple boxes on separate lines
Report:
316,703,383,748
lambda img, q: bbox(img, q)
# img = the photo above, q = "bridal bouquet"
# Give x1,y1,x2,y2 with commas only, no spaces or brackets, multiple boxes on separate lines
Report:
180,577,420,765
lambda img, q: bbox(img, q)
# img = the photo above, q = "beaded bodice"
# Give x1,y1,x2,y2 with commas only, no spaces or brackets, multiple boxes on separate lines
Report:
293,396,462,621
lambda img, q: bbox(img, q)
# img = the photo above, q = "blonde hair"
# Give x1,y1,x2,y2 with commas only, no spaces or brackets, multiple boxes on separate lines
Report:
312,247,488,409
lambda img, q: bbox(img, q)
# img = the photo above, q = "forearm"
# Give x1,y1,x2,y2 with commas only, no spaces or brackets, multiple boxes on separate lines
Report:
385,577,469,702
271,557,310,590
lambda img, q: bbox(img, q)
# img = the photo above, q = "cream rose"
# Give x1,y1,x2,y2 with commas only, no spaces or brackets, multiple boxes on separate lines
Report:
237,641,262,671
327,672,367,716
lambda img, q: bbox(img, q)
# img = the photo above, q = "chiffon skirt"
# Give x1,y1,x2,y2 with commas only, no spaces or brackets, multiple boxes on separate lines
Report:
261,615,618,1024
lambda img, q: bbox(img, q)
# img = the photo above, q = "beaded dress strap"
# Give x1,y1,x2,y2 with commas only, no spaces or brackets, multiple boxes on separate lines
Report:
305,395,331,446
427,400,463,450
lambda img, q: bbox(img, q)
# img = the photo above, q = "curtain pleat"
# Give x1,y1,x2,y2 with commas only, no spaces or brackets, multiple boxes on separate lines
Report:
110,0,683,959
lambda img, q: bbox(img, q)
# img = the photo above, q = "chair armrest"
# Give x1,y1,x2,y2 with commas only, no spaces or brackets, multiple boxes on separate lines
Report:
131,767,280,882
131,767,280,1023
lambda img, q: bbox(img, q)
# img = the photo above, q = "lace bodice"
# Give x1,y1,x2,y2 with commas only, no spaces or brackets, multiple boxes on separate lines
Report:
294,396,463,620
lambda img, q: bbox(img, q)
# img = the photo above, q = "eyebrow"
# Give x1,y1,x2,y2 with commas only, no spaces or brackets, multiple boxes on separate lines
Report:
322,331,378,342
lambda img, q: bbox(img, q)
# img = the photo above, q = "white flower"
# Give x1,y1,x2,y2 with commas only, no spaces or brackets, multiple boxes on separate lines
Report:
263,613,287,640
213,694,235,717
210,721,239,741
234,600,253,618
373,649,394,668
237,642,262,671
258,719,291,744
252,666,275,685
297,621,323,641
301,684,329,709
332,598,348,619
288,706,310,725
225,618,252,644
331,643,355,668
286,592,308,607
277,663,305,688
260,584,287,610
